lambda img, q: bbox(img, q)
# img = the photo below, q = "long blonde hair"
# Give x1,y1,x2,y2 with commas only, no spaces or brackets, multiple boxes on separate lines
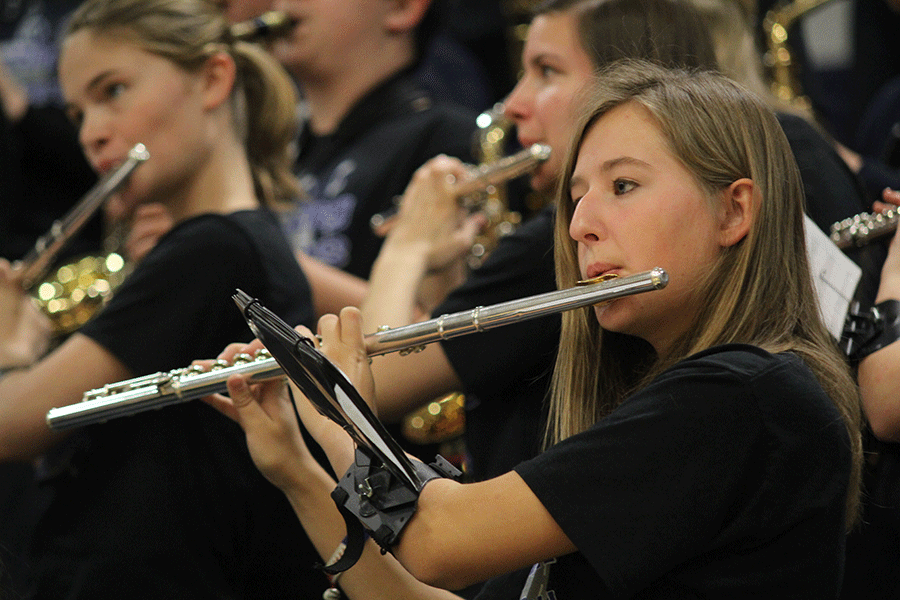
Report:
548,60,863,527
65,0,300,205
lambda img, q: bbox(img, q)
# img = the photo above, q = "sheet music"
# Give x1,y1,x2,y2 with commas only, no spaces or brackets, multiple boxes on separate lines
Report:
804,215,861,339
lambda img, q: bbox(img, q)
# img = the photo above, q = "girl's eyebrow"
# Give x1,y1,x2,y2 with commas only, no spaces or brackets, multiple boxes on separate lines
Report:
570,156,650,190
527,51,559,67
600,156,651,172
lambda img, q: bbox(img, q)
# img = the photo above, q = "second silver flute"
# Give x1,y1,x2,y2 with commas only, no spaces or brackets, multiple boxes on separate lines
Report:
15,143,149,290
46,268,668,431
369,143,551,234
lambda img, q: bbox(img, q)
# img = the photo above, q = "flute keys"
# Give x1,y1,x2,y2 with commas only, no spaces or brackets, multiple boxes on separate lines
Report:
830,205,900,249
232,353,254,365
183,364,206,376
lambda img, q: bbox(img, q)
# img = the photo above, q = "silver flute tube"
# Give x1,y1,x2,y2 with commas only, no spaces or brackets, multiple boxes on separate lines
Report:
229,11,297,42
451,142,552,202
46,268,667,431
829,205,900,249
369,143,551,233
15,143,150,290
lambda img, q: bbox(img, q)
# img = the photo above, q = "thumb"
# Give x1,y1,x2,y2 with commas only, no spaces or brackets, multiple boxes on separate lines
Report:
226,374,255,410
460,212,488,244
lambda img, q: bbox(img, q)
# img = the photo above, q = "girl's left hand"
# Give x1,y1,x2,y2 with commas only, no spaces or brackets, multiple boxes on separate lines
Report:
875,190,900,301
203,307,376,487
0,259,52,368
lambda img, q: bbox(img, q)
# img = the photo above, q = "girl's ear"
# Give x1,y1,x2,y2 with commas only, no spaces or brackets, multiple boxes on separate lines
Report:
200,51,237,111
718,178,754,247
383,0,430,35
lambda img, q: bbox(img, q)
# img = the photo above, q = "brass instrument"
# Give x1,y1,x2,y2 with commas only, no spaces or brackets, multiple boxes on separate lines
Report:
398,107,549,447
829,205,900,249
46,268,669,431
763,0,836,109
229,11,296,42
368,142,551,238
467,103,543,268
17,144,149,335
401,392,466,445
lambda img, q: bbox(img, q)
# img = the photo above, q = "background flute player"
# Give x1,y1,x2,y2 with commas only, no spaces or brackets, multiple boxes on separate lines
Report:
0,1,329,597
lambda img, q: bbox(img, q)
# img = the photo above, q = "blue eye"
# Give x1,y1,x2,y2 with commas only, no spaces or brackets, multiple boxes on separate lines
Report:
536,62,559,79
106,82,126,98
614,179,636,194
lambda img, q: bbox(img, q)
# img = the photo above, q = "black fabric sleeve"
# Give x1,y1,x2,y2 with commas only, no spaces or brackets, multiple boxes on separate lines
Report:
436,205,559,401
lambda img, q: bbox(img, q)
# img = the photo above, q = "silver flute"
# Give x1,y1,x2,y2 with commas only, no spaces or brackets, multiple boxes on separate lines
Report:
229,11,297,42
14,143,149,290
369,143,551,233
46,268,668,431
829,205,899,249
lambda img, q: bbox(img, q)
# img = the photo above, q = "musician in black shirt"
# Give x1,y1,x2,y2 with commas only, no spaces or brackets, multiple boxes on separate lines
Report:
0,1,325,597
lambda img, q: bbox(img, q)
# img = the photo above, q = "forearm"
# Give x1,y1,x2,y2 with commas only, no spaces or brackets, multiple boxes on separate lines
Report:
0,334,131,462
281,455,463,600
858,266,900,440
861,217,900,440
298,253,368,318
0,61,28,123
369,344,463,423
392,473,576,590
362,239,465,421
362,236,431,330
0,368,66,461
858,344,900,441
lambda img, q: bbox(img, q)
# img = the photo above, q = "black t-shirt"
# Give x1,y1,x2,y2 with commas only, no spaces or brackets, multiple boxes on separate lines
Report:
509,345,851,599
436,205,558,480
280,67,477,278
80,210,313,372
25,210,327,599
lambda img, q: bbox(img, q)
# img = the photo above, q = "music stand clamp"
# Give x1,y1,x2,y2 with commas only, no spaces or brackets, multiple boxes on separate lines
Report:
233,290,461,572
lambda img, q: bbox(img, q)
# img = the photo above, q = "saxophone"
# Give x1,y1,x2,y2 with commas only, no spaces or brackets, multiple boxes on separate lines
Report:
762,0,837,110
401,103,543,454
19,144,149,335
468,103,515,268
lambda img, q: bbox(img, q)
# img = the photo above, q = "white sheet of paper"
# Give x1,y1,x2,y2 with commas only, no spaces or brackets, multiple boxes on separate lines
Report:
804,215,862,339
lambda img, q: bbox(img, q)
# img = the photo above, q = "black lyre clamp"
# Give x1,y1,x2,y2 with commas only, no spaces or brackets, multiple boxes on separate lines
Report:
232,290,461,573
841,299,900,361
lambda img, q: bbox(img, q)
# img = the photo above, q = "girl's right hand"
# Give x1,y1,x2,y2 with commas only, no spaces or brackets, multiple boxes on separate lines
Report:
202,338,322,493
387,155,486,273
